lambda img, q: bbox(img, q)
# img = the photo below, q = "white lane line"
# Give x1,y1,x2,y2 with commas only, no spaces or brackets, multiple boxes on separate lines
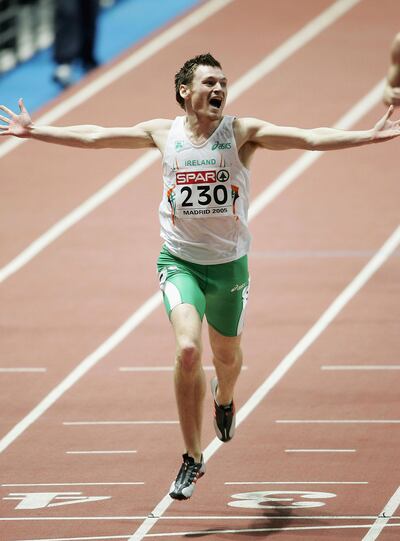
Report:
321,365,400,370
63,421,178,426
65,450,137,455
0,291,161,454
0,367,47,373
127,228,400,538
225,481,368,485
0,0,364,285
276,420,400,424
0,0,233,160
285,449,356,453
3,515,399,522
1,482,144,487
118,365,248,372
362,486,400,540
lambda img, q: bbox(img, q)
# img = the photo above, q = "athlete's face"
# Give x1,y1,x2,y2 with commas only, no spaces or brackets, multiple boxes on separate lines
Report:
182,65,227,119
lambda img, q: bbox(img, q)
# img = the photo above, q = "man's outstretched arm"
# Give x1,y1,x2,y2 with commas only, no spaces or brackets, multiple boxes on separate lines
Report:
238,107,400,152
0,99,171,150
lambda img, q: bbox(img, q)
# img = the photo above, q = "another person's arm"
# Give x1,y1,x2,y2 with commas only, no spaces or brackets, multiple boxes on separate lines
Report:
0,99,170,149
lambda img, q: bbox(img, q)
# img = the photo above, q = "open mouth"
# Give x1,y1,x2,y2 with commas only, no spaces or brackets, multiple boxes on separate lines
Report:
209,97,223,109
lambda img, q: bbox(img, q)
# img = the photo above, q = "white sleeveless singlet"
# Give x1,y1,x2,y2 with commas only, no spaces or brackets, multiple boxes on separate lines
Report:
159,115,251,264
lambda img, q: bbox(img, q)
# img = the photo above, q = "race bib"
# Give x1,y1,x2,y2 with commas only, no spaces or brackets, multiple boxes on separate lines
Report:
170,169,238,219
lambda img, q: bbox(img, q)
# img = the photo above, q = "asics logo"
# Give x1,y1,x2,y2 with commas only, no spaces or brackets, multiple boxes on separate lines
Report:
212,141,232,150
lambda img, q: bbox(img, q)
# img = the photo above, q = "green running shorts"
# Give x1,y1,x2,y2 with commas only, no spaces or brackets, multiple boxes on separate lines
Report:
157,245,250,337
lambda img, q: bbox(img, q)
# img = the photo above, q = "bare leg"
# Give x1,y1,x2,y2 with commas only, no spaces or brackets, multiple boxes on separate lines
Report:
171,303,205,462
208,325,242,406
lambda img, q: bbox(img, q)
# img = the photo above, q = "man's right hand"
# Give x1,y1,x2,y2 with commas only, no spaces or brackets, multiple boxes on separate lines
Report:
0,98,32,137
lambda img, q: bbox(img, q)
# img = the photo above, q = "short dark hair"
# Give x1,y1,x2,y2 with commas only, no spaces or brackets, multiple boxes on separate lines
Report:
174,53,222,109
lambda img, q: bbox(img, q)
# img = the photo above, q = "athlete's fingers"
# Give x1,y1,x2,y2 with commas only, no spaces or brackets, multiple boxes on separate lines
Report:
387,104,394,118
0,114,10,123
18,98,27,113
0,104,14,116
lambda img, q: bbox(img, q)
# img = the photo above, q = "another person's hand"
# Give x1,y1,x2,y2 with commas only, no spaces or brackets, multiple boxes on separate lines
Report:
0,99,32,137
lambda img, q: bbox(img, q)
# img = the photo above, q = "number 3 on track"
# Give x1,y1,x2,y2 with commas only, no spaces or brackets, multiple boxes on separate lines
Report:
228,490,336,509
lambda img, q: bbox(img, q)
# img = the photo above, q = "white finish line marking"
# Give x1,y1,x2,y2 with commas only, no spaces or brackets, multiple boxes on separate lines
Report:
321,365,400,370
276,420,400,424
63,421,178,426
285,449,356,453
0,367,47,373
362,486,400,540
2,514,399,522
225,481,368,485
66,450,137,455
2,482,144,487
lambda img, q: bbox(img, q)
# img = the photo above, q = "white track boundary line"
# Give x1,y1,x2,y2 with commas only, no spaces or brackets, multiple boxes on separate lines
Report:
362,486,400,540
0,0,233,161
0,75,385,455
128,226,400,540
0,0,362,284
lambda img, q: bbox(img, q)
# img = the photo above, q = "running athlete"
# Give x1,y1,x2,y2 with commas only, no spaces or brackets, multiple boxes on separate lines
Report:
383,32,400,106
1,53,400,501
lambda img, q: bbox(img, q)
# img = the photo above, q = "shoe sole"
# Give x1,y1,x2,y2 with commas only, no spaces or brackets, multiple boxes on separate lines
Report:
169,470,205,500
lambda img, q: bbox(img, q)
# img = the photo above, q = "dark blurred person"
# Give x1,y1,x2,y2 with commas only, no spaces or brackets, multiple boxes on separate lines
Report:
383,32,400,106
53,0,99,88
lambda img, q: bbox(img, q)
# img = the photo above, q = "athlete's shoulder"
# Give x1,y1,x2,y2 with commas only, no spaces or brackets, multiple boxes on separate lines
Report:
136,118,173,133
232,117,275,147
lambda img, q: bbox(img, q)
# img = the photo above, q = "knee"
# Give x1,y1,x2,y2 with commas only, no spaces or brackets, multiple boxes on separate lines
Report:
214,347,242,367
176,340,201,372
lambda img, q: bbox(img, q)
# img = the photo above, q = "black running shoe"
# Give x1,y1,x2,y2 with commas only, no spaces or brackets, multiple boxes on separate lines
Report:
169,453,206,500
211,377,236,442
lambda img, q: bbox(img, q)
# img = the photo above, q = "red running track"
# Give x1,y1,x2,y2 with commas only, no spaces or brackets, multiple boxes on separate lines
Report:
1,0,400,539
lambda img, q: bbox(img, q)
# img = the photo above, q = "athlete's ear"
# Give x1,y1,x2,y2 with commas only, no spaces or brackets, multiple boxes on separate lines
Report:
179,84,190,101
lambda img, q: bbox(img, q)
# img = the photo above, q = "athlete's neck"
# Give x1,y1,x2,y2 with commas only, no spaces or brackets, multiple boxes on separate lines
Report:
184,113,223,145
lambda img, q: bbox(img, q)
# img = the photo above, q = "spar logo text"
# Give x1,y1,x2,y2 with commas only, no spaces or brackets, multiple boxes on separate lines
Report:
176,170,230,185
176,170,216,185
